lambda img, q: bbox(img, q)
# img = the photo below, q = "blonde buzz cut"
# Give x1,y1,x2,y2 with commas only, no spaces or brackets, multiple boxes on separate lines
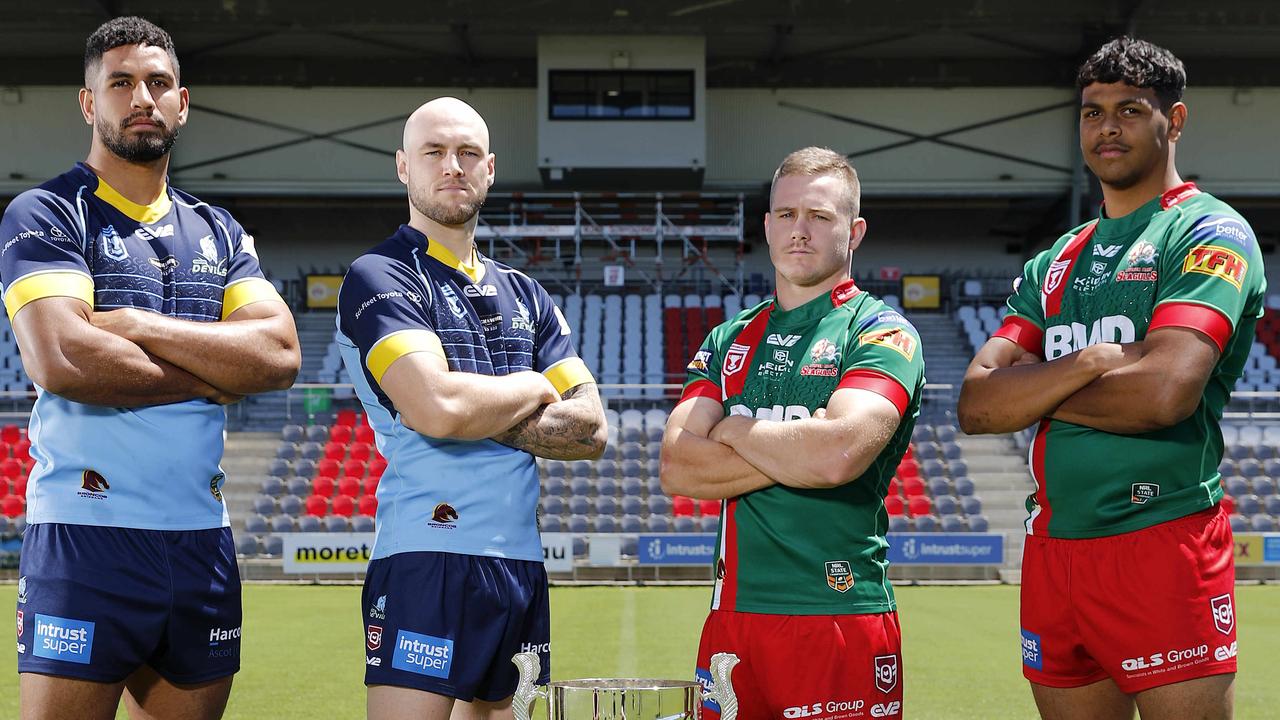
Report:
770,146,861,219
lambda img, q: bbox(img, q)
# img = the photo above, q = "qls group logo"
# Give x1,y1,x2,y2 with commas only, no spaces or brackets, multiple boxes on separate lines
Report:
391,630,453,678
33,614,95,665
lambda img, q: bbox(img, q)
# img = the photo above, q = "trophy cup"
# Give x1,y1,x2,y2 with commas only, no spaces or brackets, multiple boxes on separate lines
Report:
511,651,740,720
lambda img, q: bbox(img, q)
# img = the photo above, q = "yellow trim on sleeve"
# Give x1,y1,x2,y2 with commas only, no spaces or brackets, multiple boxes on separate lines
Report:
425,240,484,283
93,176,172,224
366,329,445,383
3,270,94,320
221,277,284,320
543,357,594,395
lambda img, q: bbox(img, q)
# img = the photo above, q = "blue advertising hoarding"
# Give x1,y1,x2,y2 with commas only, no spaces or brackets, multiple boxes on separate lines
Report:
886,533,1004,565
637,534,716,565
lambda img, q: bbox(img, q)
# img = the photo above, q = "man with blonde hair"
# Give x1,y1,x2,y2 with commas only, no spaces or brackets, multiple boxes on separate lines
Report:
662,146,924,720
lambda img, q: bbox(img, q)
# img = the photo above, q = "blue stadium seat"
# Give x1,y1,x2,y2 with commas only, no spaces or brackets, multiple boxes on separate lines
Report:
953,477,975,496
967,515,989,533
620,515,644,533
297,515,322,532
699,515,718,532
620,443,643,461
281,424,305,443
620,459,643,479
934,496,959,516
544,478,568,498
236,535,261,556
541,516,563,533
595,459,617,479
299,442,324,460
541,496,565,516
941,442,963,460
646,516,671,533
673,517,697,533
914,443,939,460
252,495,277,516
1237,459,1263,478
305,425,329,443
260,477,285,497
1249,515,1277,532
911,425,934,443
272,516,297,533
1229,514,1248,532
646,426,664,444
279,495,303,517
646,443,661,460
927,478,951,497
960,496,983,516
1264,459,1280,479
597,478,619,498
621,536,638,557
569,478,592,498
1252,478,1277,497
645,477,664,496
570,460,593,479
914,515,939,532
939,516,967,533
286,478,310,497
934,425,958,443
352,515,375,533
600,444,617,461
1223,476,1250,497
620,426,643,444
647,496,672,515
621,478,644,497
1255,444,1277,460
568,515,590,533
1236,494,1261,516
275,442,298,460
921,460,946,479
568,497,590,515
544,461,566,479
1228,444,1252,461
594,516,618,533
947,459,968,477
1265,495,1280,516
325,516,350,533
888,516,910,532
573,537,587,558
267,459,291,479
293,458,316,479
244,515,268,534
645,458,660,478
263,535,284,556
595,496,617,516
1218,459,1236,477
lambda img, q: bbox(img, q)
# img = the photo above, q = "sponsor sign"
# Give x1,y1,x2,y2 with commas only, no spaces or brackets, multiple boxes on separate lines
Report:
696,667,720,712
542,532,574,572
858,328,916,361
306,274,343,309
1183,245,1247,289
1266,536,1280,563
282,533,375,574
391,630,454,678
887,533,1003,565
33,614,95,665
637,534,717,565
603,265,625,286
1233,533,1266,566
901,275,940,309
1021,629,1043,670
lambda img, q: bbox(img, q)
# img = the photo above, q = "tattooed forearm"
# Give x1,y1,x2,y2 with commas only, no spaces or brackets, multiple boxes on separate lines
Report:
494,382,608,460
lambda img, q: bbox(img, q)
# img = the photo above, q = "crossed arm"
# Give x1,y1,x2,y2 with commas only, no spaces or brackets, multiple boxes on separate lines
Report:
13,296,299,407
958,326,1218,435
660,387,903,499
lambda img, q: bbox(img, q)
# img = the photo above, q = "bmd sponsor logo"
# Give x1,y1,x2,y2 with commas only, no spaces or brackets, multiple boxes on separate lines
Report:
1044,315,1136,360
33,614,94,664
391,630,454,678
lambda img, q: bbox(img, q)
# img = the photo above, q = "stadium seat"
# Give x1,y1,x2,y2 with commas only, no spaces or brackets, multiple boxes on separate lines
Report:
597,477,619,498
888,516,910,532
1236,494,1261,516
2,495,24,518
323,441,346,461
939,516,967,533
350,443,373,462
673,517,697,533
934,495,959,516
569,478,591,498
304,495,329,517
322,515,349,532
361,477,380,499
329,424,353,444
244,515,269,534
594,516,618,533
595,496,617,516
352,515,375,532
368,456,387,477
540,516,563,533
305,425,329,443
1228,514,1248,532
914,515,938,532
568,515,590,533
12,439,30,462
544,478,567,498
267,459,291,479
927,478,951,497
252,495,276,515
0,425,20,444
896,458,920,480
967,515,989,532
299,442,324,460
672,496,695,517
934,425,958,443
1220,495,1236,515
621,477,643,497
336,409,358,427
281,424,305,443
285,477,310,497
914,443,939,460
1,459,22,479
261,477,285,497
960,496,983,516
312,476,335,499
1253,478,1277,497
1250,515,1277,531
1237,458,1262,478
699,515,718,532
948,459,969,477
0,481,7,499
647,495,672,516
885,495,904,517
920,460,946,479
697,499,721,517
342,459,366,478
646,515,671,533
337,477,361,498
316,459,340,479
355,425,375,444
297,515,321,533
941,442,963,461
902,477,926,497
293,458,317,479
358,495,378,517
271,515,296,533
262,535,284,556
907,495,933,517
621,515,644,534
1223,476,1250,497
236,536,261,556
953,477,975,496
568,496,590,516
279,495,303,517
541,496,565,516
620,496,645,517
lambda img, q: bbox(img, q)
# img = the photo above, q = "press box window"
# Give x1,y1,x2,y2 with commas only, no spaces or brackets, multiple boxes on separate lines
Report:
549,71,694,120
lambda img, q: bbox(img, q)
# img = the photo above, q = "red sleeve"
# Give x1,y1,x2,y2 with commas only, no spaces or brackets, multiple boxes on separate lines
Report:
837,369,910,418
1148,302,1232,354
992,316,1044,355
678,378,721,405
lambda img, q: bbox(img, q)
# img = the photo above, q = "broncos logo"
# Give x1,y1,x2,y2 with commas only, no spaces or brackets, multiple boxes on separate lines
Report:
431,503,459,524
81,470,110,493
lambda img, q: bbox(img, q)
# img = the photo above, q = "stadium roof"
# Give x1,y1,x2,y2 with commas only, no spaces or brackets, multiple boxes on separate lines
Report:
3,0,1280,87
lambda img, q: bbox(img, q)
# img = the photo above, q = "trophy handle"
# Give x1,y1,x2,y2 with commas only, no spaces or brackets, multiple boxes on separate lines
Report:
703,652,741,720
511,651,547,720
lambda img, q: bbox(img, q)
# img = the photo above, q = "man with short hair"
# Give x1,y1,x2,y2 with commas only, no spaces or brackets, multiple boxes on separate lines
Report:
662,147,924,720
960,37,1262,720
337,96,607,720
1,15,300,720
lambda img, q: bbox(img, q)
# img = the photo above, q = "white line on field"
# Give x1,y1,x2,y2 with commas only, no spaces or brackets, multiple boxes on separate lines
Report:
619,589,638,676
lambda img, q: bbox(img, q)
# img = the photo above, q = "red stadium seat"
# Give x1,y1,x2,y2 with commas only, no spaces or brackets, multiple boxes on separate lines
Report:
337,477,361,499
672,496,695,517
312,476,335,499
362,476,380,497
349,443,372,462
0,459,20,479
304,495,329,517
903,477,926,497
316,459,340,479
368,456,387,477
0,480,7,498
329,425,353,444
323,442,346,461
902,445,915,461
0,425,20,444
896,459,919,480
336,410,358,427
358,495,378,517
331,495,355,518
1,495,23,518
697,499,721,517
342,459,366,478
705,307,725,327
885,494,905,517
14,476,27,498
354,425,375,444
907,495,933,517
20,460,32,476
12,439,30,462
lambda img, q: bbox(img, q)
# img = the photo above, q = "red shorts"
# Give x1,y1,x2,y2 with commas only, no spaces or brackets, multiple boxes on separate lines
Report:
1021,506,1237,694
696,609,903,720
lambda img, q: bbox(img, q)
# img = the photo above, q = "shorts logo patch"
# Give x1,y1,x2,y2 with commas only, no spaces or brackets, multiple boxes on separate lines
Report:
1183,245,1247,289
391,630,453,678
1215,641,1238,661
1021,629,1043,670
366,656,381,666
1130,482,1160,505
825,560,854,593
874,654,898,694
16,610,23,639
33,614,94,665
16,576,26,604
369,595,387,620
870,701,901,718
695,667,720,712
367,625,382,651
1210,594,1234,635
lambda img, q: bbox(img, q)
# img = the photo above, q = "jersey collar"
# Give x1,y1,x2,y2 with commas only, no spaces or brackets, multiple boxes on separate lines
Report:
80,163,173,224
403,225,485,283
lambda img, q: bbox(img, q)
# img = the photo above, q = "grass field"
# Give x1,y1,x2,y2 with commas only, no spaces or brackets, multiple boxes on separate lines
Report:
1,584,1277,719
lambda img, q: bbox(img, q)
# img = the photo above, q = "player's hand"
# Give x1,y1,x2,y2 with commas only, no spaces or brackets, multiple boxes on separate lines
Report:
90,308,144,342
209,389,245,405
1011,351,1042,367
1080,342,1139,375
709,414,753,445
513,371,561,405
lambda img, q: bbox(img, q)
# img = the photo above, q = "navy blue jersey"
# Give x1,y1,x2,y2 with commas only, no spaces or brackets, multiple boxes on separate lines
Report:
337,225,592,561
0,163,283,529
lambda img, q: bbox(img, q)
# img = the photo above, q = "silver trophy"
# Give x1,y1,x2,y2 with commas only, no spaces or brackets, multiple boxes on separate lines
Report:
512,651,740,720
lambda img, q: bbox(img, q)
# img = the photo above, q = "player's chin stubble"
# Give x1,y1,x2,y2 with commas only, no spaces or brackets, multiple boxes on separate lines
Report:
97,116,179,163
411,186,487,227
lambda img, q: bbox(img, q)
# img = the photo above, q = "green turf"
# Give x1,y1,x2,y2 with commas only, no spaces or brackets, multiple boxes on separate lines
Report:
1,584,1277,719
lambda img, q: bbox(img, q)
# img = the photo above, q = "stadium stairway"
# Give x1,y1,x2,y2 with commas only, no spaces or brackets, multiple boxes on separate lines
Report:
230,313,338,432
955,432,1034,571
222,432,281,534
296,313,340,382
909,313,972,387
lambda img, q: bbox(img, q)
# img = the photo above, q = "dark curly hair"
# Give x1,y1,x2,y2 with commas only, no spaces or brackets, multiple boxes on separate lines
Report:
84,16,180,85
1076,37,1185,113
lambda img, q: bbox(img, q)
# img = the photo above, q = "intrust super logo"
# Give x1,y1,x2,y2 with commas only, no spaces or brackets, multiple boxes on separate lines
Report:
33,614,94,665
1183,245,1248,289
391,630,453,678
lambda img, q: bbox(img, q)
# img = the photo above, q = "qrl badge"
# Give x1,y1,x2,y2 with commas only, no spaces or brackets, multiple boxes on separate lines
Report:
1044,259,1070,295
874,654,898,694
723,343,749,376
825,560,854,593
1210,594,1235,635
15,610,22,639
367,625,383,651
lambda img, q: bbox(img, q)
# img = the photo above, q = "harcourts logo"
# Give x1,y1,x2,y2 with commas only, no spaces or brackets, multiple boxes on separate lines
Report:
520,641,550,654
33,614,94,665
391,630,454,678
209,626,241,646
1021,629,1043,671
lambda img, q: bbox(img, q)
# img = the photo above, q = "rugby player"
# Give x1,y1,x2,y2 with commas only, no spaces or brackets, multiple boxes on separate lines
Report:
661,147,925,720
959,37,1263,720
1,16,300,720
336,97,606,720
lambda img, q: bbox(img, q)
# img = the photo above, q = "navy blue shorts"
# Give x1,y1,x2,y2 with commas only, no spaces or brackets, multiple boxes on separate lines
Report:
16,523,242,684
363,551,550,702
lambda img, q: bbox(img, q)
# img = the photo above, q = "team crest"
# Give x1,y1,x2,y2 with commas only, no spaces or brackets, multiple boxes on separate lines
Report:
874,654,899,693
16,610,22,640
1128,241,1158,266
199,235,219,263
1210,594,1234,635
192,235,228,276
825,560,854,593
724,343,749,376
366,625,383,651
440,284,466,318
1044,259,1070,295
16,576,26,604
99,225,128,261
810,338,839,364
511,299,536,333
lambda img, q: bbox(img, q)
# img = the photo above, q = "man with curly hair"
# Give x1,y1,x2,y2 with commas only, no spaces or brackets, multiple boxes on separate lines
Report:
960,37,1261,720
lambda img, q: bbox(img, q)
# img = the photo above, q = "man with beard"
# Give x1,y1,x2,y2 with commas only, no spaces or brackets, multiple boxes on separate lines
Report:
0,16,300,720
960,38,1262,720
336,97,606,720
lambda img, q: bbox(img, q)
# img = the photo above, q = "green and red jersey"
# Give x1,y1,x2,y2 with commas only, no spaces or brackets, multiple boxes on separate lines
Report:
681,280,925,615
995,183,1267,539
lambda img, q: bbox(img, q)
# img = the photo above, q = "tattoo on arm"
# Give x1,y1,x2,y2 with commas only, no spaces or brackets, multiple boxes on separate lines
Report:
494,383,605,460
